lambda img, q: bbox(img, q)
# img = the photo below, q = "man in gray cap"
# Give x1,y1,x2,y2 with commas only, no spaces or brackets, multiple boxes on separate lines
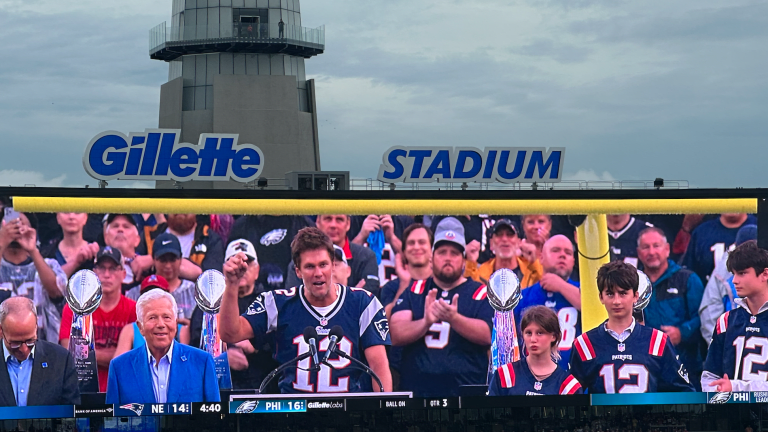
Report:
389,217,494,397
699,224,758,345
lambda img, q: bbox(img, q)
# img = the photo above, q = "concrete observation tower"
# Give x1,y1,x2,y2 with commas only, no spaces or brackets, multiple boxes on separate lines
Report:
149,0,325,188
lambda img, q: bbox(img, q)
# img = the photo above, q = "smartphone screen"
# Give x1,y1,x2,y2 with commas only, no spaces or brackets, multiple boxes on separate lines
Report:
3,207,20,223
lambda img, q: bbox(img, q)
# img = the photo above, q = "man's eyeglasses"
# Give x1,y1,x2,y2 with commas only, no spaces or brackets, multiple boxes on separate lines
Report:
2,333,37,349
94,265,122,274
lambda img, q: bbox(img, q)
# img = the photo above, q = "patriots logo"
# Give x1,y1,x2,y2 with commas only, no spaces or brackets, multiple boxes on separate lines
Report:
261,229,287,246
246,296,266,315
678,364,690,384
708,392,731,404
120,403,145,416
445,231,456,240
235,400,259,413
375,319,389,340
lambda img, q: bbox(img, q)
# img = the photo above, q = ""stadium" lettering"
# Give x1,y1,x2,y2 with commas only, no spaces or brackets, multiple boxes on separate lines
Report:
377,146,565,183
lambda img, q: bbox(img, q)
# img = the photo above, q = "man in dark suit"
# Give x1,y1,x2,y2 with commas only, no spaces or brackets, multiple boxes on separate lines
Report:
106,289,220,404
0,297,80,406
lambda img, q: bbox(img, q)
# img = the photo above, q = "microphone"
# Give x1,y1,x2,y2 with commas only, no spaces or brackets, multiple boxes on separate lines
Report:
303,326,320,371
323,326,385,392
321,325,344,364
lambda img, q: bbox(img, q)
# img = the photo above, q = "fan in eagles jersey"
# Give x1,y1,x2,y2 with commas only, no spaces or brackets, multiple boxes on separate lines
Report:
390,217,495,397
489,306,582,396
219,227,392,394
702,241,768,392
570,261,695,393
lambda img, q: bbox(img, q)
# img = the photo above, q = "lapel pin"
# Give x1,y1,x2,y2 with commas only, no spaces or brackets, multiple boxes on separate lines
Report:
42,362,48,368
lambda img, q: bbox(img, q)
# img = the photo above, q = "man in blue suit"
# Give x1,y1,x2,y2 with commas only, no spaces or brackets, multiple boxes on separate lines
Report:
106,289,220,404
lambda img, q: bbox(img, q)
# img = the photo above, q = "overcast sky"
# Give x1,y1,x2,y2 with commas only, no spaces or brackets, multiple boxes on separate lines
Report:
0,0,766,188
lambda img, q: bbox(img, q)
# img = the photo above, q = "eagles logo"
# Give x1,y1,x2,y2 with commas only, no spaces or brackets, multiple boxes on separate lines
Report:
235,400,259,413
375,319,390,340
247,296,266,315
708,392,731,404
261,229,287,246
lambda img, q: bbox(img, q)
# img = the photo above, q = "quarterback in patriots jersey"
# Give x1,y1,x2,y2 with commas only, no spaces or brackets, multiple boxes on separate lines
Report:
702,241,768,392
219,228,392,394
391,217,495,397
490,306,582,396
570,261,695,393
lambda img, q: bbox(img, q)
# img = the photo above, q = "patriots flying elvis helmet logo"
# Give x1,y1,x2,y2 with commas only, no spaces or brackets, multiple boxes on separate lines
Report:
120,403,145,416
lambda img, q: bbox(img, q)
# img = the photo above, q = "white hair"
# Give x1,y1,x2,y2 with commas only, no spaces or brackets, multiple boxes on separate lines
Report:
136,289,178,323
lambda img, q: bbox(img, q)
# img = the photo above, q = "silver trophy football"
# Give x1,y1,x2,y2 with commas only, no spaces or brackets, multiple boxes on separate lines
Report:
65,270,102,393
487,268,522,380
195,269,231,389
634,269,653,322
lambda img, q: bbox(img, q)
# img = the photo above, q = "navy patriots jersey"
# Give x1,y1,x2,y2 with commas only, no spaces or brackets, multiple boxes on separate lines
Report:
569,322,695,393
682,215,757,283
515,279,580,370
488,357,582,396
242,284,390,394
392,278,494,397
608,217,653,267
703,305,768,391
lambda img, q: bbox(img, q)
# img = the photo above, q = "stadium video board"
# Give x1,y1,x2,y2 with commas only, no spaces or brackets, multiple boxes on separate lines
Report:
0,187,766,421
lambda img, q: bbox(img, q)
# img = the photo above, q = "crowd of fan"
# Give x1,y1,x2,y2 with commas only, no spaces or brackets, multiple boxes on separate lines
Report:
0,195,757,393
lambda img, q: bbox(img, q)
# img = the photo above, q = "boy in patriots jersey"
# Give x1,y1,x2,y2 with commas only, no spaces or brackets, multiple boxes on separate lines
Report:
219,227,392,394
391,217,495,397
515,235,581,370
570,261,695,393
489,306,582,396
702,241,768,392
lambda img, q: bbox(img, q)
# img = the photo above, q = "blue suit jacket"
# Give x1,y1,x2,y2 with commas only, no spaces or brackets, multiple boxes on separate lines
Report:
105,343,220,404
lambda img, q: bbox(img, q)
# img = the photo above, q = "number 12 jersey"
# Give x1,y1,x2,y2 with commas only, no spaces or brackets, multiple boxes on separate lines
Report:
242,284,390,394
570,321,695,393
703,301,768,391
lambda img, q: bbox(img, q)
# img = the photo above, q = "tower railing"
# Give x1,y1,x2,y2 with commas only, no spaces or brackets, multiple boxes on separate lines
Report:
149,21,325,54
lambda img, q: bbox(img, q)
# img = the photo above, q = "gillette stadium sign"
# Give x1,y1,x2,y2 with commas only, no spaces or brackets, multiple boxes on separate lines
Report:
377,146,565,183
83,129,264,182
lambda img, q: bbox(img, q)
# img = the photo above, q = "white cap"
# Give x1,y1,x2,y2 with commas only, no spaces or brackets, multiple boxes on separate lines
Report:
225,239,258,263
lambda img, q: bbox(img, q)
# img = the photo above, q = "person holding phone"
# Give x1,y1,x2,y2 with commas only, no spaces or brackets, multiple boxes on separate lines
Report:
0,209,67,343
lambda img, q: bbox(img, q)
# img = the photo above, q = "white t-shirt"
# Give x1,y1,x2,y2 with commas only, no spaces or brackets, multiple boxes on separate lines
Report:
167,228,195,259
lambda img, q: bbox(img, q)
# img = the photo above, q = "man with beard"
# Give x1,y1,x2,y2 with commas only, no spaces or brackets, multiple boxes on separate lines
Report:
0,212,67,343
144,214,224,272
220,228,391,394
464,219,541,289
515,235,581,370
637,227,704,390
286,215,379,295
390,217,494,397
